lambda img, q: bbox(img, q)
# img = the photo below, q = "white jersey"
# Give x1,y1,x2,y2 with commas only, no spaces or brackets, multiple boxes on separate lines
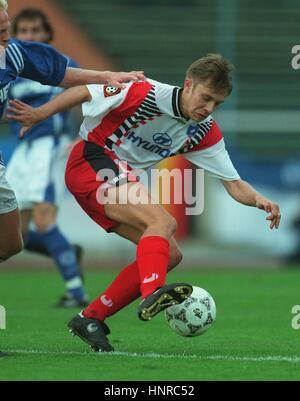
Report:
79,79,240,181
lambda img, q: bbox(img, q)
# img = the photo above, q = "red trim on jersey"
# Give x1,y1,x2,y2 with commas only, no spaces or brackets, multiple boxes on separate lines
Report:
88,81,153,146
186,121,223,153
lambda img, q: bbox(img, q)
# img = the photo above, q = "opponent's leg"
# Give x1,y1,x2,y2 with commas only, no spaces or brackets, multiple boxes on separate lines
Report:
32,203,88,306
21,209,84,285
0,159,23,261
0,209,23,262
20,209,32,239
0,162,23,356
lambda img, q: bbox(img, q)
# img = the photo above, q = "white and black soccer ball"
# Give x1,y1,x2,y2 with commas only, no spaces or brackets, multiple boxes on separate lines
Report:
165,286,216,337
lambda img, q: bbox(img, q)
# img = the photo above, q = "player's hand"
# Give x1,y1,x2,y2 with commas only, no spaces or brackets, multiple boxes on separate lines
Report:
6,99,44,137
102,71,146,89
255,195,281,229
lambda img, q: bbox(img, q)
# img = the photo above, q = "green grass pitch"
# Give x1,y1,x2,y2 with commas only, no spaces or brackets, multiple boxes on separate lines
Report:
1,268,300,381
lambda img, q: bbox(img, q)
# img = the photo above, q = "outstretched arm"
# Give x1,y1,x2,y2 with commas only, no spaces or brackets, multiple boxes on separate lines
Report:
222,179,281,229
16,40,145,88
61,68,145,89
7,86,91,137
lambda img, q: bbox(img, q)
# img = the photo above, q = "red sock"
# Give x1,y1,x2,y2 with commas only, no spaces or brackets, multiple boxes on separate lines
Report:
83,261,141,321
137,236,169,299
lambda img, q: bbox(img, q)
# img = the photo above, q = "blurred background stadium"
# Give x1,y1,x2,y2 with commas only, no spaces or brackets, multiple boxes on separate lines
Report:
1,0,299,269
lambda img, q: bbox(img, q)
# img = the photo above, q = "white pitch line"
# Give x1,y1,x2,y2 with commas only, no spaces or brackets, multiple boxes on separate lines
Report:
2,349,300,364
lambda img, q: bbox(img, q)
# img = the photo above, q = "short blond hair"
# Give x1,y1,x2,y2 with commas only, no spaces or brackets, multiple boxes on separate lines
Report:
0,0,8,10
187,54,234,95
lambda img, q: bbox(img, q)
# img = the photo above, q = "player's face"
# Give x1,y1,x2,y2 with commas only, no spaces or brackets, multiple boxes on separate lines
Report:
0,10,11,48
15,18,49,43
181,79,227,122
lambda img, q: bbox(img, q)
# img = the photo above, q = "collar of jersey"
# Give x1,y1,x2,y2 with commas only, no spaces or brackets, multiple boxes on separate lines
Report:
172,87,212,127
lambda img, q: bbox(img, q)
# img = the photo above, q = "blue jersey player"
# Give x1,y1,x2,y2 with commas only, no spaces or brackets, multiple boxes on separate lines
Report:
0,0,144,358
6,8,89,308
0,0,145,267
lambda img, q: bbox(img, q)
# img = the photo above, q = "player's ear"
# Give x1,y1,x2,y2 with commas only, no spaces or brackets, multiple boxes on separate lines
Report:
184,79,193,93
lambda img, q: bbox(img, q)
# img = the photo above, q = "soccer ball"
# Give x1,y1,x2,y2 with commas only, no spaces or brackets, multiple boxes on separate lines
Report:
165,286,216,337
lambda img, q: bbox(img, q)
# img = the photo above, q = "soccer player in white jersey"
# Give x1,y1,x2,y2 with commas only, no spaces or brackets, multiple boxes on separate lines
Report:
0,0,145,266
8,54,281,353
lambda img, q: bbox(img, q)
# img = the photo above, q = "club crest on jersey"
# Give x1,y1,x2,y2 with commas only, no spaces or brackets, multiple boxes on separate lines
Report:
186,125,198,138
104,85,121,97
152,132,172,147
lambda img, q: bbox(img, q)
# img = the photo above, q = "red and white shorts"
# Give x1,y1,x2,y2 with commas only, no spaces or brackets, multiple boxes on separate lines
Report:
65,141,137,232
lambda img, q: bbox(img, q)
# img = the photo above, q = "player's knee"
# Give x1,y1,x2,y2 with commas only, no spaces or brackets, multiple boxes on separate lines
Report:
21,227,29,241
135,211,177,237
168,216,178,235
33,204,56,234
0,253,9,262
35,220,51,233
168,247,183,271
34,214,55,233
0,240,23,262
148,214,177,236
160,215,177,238
13,237,24,255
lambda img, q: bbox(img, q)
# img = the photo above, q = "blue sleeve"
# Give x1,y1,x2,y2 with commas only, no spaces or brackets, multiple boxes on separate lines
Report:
15,39,68,86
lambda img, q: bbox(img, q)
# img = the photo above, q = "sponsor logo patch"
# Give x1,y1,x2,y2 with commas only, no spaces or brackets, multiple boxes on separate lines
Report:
127,131,176,159
152,132,172,147
104,85,121,97
186,125,198,138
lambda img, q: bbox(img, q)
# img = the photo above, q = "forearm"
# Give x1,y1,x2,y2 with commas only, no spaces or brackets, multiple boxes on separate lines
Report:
60,68,146,89
36,86,90,120
222,179,260,206
7,85,91,136
222,179,281,229
60,68,110,88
